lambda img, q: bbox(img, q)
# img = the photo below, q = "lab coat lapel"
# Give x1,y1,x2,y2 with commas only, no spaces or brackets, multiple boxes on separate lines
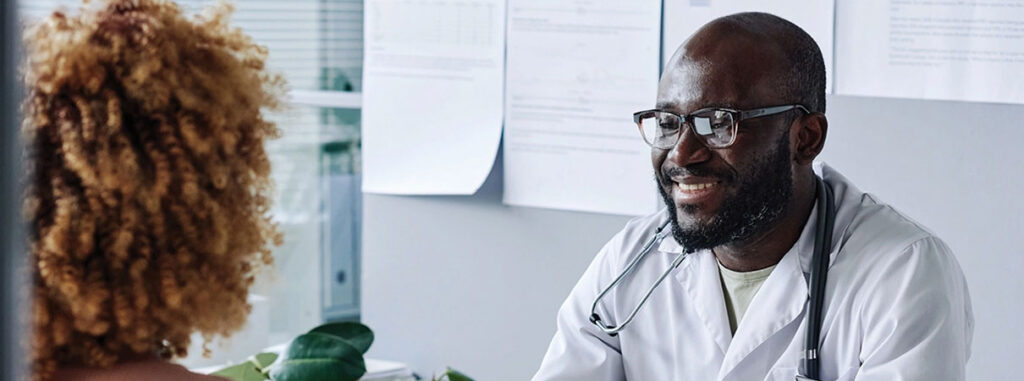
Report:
715,184,829,380
671,248,732,357
717,247,808,379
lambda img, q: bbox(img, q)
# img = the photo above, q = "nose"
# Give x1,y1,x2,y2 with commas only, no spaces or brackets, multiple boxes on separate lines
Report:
665,122,712,167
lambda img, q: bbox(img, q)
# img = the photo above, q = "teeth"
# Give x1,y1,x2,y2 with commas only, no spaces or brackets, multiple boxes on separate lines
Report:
677,183,716,192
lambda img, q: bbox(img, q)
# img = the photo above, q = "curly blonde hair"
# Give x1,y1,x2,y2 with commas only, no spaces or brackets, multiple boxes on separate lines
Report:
21,0,284,379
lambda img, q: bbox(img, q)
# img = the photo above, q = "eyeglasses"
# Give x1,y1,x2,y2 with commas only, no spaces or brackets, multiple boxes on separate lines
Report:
632,104,810,149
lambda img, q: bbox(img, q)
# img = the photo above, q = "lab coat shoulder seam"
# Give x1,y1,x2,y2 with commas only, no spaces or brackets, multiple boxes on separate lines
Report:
851,234,960,336
859,192,939,240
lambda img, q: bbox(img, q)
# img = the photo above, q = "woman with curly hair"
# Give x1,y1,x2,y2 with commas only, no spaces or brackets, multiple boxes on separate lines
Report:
21,0,285,379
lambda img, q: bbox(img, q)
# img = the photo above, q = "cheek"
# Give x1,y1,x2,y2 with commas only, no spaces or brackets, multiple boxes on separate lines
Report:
703,148,746,183
719,144,778,181
651,149,668,173
716,151,740,170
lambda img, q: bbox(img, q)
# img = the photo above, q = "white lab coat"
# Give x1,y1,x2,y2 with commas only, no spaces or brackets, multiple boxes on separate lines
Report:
533,163,973,381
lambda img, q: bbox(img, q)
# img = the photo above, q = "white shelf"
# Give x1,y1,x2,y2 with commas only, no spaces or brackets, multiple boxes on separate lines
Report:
288,90,362,109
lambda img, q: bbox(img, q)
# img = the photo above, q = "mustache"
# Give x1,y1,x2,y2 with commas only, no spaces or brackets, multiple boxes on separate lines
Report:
661,165,735,183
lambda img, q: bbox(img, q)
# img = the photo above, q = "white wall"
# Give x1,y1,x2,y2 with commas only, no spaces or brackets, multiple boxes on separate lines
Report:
362,94,1024,381
362,152,633,380
820,95,1024,381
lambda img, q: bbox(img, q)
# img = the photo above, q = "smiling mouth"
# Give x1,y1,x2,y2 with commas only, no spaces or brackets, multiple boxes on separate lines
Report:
676,182,719,193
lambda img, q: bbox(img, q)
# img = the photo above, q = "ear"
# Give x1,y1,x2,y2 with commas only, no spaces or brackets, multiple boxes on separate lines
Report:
793,112,827,165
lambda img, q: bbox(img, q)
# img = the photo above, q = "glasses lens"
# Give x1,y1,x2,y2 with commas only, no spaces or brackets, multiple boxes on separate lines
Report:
638,111,680,149
693,109,735,147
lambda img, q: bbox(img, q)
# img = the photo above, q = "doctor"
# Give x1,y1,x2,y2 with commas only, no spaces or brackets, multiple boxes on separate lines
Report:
533,12,973,381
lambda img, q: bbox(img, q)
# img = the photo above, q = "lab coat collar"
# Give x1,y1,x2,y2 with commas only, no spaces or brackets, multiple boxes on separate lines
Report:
664,208,818,378
802,161,859,275
673,249,732,357
656,227,683,254
719,210,813,379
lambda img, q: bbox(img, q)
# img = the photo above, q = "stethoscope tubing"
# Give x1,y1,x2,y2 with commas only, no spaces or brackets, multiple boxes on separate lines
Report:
589,219,678,336
803,177,835,380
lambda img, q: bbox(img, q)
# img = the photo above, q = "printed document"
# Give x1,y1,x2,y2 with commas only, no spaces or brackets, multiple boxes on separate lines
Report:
661,0,835,93
502,0,663,215
362,0,505,194
835,0,1024,104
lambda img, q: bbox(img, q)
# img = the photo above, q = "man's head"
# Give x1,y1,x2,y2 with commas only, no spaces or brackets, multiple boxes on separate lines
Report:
653,12,828,253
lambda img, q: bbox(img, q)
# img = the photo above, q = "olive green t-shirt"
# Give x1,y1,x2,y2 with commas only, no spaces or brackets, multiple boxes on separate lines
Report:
718,261,776,335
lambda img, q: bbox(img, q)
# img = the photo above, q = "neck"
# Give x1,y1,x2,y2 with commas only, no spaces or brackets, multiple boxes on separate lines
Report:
713,171,816,272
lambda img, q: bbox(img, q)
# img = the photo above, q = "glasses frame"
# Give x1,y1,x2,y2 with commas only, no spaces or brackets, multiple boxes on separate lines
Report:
632,104,810,149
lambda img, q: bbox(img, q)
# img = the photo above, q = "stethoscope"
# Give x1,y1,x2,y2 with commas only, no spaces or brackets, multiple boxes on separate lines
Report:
589,176,836,381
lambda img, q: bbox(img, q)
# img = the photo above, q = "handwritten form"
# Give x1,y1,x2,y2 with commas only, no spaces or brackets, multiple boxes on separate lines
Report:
362,0,505,194
502,0,664,216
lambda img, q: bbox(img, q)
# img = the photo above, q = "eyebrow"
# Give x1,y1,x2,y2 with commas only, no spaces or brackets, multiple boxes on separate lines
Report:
654,102,741,113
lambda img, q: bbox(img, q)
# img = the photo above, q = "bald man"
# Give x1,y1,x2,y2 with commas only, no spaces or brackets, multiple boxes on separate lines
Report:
533,12,972,381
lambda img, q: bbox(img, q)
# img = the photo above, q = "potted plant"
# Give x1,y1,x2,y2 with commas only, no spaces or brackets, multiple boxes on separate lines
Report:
211,322,473,381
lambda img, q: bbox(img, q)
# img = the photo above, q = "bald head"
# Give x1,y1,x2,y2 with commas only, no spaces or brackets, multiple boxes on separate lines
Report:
663,12,826,113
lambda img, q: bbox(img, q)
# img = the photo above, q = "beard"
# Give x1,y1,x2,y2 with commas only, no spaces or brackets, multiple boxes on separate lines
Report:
658,131,794,254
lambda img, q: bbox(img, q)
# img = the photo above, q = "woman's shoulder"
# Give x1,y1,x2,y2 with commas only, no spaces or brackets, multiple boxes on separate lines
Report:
55,360,227,381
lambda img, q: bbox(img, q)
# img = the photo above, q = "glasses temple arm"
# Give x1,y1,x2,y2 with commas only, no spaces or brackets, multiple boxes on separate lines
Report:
738,104,810,120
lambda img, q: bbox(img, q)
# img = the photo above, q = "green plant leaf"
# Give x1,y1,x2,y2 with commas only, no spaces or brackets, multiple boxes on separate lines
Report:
250,352,279,370
308,322,374,354
266,332,366,381
211,361,268,381
437,367,475,381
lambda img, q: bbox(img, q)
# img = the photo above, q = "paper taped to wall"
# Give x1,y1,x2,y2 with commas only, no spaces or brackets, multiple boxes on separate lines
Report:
835,0,1024,104
502,0,663,216
661,0,835,93
362,0,505,194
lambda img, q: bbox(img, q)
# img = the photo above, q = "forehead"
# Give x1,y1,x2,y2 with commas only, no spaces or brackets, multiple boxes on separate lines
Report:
657,25,786,113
